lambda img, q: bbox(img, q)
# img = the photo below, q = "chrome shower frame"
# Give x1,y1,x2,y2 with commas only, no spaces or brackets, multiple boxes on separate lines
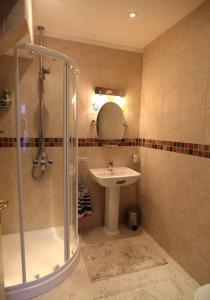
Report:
6,43,80,300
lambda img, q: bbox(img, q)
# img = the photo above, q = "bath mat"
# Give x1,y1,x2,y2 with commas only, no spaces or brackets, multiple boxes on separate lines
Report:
81,236,167,282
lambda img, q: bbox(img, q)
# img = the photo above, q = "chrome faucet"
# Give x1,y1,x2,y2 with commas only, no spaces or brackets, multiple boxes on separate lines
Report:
108,160,114,172
33,151,53,172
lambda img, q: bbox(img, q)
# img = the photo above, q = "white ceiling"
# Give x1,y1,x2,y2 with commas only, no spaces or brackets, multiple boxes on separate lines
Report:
32,0,205,52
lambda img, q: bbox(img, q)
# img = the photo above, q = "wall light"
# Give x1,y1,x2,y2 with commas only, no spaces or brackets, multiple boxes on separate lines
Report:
92,94,106,112
92,87,126,112
95,87,125,97
129,12,138,18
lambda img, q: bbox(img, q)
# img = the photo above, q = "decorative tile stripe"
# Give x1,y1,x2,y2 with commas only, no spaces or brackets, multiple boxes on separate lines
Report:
78,138,139,147
0,137,64,148
0,137,16,147
0,137,209,159
139,138,210,159
0,138,139,148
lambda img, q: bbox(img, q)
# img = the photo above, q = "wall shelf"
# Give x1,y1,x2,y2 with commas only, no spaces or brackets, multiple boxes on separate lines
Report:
0,101,11,109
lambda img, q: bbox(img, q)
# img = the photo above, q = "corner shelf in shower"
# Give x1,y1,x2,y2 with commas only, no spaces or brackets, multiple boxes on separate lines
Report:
0,101,11,109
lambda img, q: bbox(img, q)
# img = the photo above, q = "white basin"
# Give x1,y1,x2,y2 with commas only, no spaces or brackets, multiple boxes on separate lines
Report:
89,167,141,235
89,167,140,188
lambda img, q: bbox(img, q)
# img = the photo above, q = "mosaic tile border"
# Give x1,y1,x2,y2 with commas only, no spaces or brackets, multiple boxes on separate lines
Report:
0,137,209,159
0,138,63,148
0,137,139,148
139,138,210,159
78,138,139,147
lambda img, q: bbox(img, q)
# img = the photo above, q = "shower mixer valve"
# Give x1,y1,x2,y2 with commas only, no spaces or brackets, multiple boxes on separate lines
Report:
33,154,53,171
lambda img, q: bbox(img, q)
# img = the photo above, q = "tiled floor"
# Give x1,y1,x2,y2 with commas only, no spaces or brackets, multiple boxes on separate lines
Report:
34,226,199,300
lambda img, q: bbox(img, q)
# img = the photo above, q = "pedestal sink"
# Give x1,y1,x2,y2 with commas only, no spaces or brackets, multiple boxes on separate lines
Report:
89,167,141,235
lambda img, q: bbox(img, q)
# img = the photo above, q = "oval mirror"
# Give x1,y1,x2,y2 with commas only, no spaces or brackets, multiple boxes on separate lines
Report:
96,102,126,139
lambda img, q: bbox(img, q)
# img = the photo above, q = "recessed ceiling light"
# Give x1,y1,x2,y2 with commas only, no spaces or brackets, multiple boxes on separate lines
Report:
129,12,138,18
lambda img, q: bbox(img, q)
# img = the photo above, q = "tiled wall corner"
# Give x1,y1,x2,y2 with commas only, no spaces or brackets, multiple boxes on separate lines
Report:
137,0,210,284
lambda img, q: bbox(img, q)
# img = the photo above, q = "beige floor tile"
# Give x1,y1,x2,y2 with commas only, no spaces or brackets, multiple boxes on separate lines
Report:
79,225,145,246
37,277,73,300
71,255,91,290
103,279,195,300
69,264,197,300
37,226,199,300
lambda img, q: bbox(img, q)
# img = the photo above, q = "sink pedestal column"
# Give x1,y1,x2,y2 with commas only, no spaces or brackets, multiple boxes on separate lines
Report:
104,187,120,235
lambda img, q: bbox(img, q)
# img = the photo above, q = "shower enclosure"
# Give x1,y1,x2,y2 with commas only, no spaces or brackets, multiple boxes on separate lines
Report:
1,42,79,300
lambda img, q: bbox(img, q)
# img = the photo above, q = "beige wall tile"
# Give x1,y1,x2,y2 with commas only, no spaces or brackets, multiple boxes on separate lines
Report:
139,116,148,138
180,70,208,111
176,154,210,195
195,225,210,268
138,1,210,285
137,1,210,284
207,69,210,108
165,180,197,221
77,68,87,138
0,109,16,137
140,147,179,181
204,108,210,144
140,1,210,145
163,78,182,113
195,192,210,230
138,145,210,284
162,113,180,141
146,114,162,140
179,110,205,144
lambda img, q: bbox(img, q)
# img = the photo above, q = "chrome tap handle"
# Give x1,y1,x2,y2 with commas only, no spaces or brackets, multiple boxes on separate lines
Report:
33,159,38,166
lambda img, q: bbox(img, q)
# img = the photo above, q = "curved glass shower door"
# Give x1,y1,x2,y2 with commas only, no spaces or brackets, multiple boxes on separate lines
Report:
67,65,79,258
18,50,65,282
1,43,79,294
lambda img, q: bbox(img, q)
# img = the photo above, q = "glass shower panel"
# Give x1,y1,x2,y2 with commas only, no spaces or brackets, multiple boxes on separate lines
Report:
18,52,65,282
1,149,22,287
68,67,79,257
0,55,22,287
